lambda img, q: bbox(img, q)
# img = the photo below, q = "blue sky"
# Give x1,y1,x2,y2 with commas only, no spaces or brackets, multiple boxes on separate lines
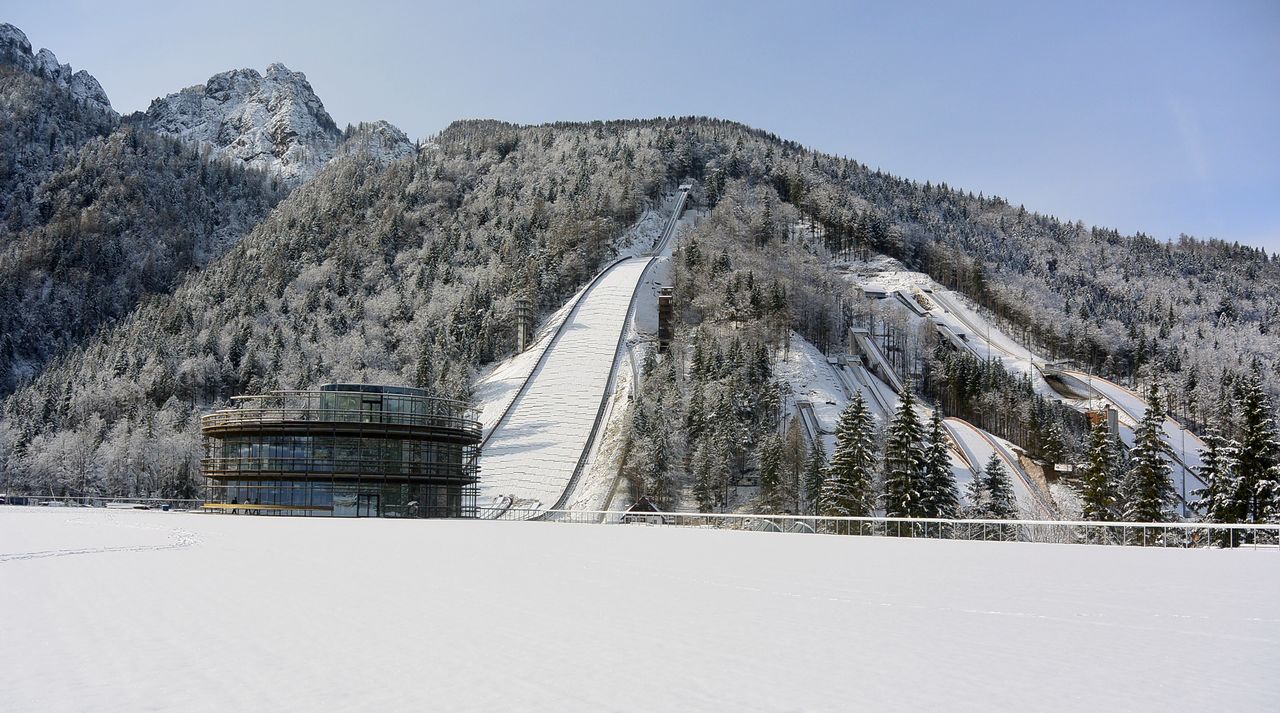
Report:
7,0,1279,248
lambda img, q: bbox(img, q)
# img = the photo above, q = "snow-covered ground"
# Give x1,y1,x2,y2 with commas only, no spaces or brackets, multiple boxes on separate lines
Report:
3,507,1276,713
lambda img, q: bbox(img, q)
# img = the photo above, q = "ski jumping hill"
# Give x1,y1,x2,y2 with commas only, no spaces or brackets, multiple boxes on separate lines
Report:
476,187,690,514
844,257,1206,514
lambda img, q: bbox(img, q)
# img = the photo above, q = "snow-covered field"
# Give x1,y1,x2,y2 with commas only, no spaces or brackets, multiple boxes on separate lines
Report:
5,508,1273,713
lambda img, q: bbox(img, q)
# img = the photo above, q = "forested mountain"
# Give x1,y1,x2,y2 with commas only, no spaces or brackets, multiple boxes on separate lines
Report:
0,24,286,395
0,127,285,393
0,118,670,496
0,24,428,397
0,20,1277,506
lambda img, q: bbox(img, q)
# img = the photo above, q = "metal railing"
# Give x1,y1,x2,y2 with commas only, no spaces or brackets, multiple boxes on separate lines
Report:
201,456,476,480
0,495,205,511
473,507,1280,549
201,407,481,437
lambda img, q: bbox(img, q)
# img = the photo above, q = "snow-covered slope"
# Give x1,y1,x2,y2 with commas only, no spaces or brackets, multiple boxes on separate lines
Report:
3,507,1275,713
775,332,1030,513
0,23,113,114
844,256,1206,511
477,188,689,513
479,257,651,510
144,64,345,183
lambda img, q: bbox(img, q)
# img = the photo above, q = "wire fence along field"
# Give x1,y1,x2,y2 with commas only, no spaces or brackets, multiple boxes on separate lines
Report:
5,497,1275,549
476,507,1280,549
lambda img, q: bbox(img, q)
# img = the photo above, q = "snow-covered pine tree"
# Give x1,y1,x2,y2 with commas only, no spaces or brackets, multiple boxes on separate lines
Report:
963,470,987,518
1193,428,1242,521
983,452,1018,520
1122,387,1176,523
882,387,926,519
803,436,827,515
1234,368,1280,522
1193,428,1245,545
920,409,960,518
757,431,785,512
1080,420,1120,521
821,392,877,519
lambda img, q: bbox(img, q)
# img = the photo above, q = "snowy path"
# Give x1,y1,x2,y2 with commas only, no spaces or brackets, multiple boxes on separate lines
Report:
4,508,1276,713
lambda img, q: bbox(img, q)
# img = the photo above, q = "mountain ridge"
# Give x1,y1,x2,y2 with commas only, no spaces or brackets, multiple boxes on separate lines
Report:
0,22,112,114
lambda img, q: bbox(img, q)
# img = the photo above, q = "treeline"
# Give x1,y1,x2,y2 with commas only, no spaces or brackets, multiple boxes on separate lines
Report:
813,390,1019,524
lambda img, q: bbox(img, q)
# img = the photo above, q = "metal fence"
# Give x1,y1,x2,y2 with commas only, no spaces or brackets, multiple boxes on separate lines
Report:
475,507,1280,549
0,495,205,511
8,496,1274,549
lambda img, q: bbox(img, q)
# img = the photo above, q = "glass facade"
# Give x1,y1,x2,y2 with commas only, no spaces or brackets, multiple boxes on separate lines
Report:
201,385,480,518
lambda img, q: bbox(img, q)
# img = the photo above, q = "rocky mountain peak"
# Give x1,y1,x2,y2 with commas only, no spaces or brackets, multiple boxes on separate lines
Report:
0,22,114,115
144,62,344,184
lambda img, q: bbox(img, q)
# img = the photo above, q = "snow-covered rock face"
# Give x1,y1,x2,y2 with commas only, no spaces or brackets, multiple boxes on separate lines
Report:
144,63,345,184
0,23,114,114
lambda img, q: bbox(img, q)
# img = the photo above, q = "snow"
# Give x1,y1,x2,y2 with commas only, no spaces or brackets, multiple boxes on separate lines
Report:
472,284,585,438
144,64,348,183
777,333,1029,512
476,189,692,512
842,257,1208,511
479,258,651,510
3,507,1276,713
945,417,1056,518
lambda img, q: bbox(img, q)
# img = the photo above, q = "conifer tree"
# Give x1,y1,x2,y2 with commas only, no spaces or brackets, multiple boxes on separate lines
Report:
758,431,785,511
1122,387,1175,522
690,439,714,513
1234,369,1280,522
982,452,1019,520
822,393,877,517
920,409,960,518
1080,420,1120,521
882,388,926,518
803,436,827,515
963,470,987,518
1193,428,1244,544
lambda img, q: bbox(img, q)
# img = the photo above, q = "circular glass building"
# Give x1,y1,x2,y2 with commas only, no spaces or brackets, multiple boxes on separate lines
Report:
201,384,481,518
